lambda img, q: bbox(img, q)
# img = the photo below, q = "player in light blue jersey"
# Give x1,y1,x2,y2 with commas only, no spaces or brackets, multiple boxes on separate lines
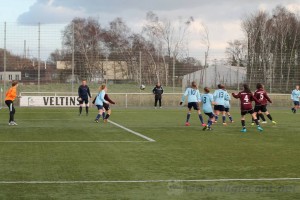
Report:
213,84,229,125
224,89,234,123
291,85,300,113
180,81,206,127
94,84,108,123
201,87,215,131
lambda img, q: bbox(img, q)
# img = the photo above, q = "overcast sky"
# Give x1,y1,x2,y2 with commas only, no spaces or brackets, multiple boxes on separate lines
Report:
1,0,300,61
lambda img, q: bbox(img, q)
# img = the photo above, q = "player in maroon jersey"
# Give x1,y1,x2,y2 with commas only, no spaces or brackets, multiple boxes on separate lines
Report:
253,83,276,125
232,84,263,132
102,93,116,122
92,93,116,122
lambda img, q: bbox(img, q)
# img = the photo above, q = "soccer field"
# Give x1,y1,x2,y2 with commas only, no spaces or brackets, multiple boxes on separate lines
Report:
0,107,299,199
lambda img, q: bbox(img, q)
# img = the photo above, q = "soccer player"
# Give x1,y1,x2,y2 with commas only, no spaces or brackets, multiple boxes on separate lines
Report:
103,93,116,123
201,87,215,131
291,85,300,114
93,92,116,123
180,81,206,127
5,81,19,125
253,83,276,125
78,80,91,116
213,84,229,125
94,84,108,123
232,84,263,132
224,89,234,123
152,83,164,109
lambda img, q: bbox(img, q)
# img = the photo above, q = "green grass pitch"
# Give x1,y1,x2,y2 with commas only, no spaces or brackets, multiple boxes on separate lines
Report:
0,107,299,199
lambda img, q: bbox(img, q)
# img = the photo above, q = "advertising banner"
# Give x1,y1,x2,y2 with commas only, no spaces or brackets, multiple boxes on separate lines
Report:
20,96,80,107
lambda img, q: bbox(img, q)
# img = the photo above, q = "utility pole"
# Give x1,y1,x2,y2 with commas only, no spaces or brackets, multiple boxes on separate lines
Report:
38,23,41,92
71,22,75,94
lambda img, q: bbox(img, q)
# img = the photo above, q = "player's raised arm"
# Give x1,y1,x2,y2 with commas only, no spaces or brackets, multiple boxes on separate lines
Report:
231,92,240,99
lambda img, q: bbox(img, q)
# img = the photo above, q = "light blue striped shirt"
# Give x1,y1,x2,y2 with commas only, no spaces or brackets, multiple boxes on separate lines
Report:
224,92,231,108
291,89,300,102
201,93,214,113
213,89,229,106
95,90,107,106
181,88,201,103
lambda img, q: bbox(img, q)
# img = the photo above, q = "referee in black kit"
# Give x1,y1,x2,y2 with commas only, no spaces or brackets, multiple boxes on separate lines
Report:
152,82,164,109
78,80,91,116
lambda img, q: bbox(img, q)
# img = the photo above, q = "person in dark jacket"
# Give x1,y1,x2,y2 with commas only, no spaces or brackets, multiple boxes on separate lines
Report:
152,83,164,109
78,80,92,116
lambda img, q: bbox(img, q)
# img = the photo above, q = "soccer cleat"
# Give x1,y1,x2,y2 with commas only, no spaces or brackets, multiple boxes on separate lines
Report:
202,125,208,131
240,128,247,133
261,121,267,124
291,108,295,113
207,127,213,131
94,119,99,123
201,123,207,127
185,122,190,126
230,121,234,123
11,121,18,126
160,107,162,109
8,122,13,126
104,119,108,123
272,121,277,125
257,126,263,132
222,122,227,126
251,122,255,126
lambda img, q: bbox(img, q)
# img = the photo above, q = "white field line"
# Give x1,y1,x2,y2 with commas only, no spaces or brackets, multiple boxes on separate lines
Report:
0,141,150,143
0,178,299,184
108,120,155,142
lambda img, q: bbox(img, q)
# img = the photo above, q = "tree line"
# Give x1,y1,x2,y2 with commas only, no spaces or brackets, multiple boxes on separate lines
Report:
226,5,300,92
50,12,207,86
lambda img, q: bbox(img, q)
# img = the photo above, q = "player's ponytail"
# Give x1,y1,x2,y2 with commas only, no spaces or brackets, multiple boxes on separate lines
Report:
256,83,263,89
12,81,18,87
243,84,251,93
204,87,210,93
191,81,198,89
99,84,106,91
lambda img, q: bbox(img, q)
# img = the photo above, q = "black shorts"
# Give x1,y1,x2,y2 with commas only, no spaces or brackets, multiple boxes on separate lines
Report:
79,98,89,105
188,102,199,110
205,112,215,118
241,109,254,116
224,107,230,112
5,100,14,111
214,105,225,112
254,105,267,112
294,101,299,106
103,103,110,111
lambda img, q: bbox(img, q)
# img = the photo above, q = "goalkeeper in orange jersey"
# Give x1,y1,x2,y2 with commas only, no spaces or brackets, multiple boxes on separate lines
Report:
5,81,19,125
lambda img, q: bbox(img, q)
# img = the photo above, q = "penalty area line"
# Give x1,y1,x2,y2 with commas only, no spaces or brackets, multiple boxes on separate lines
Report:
0,141,150,143
108,120,155,142
0,178,300,184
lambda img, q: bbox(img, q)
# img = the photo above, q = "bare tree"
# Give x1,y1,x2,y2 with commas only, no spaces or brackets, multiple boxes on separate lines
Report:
63,17,103,81
142,11,193,86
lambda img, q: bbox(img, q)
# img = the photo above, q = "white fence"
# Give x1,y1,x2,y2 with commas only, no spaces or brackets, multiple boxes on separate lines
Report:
19,92,183,108
17,92,293,108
